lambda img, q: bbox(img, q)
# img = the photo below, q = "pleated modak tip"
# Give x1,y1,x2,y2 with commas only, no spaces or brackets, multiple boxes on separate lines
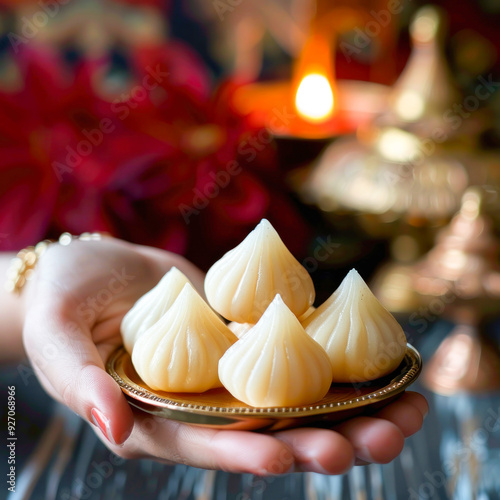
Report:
121,267,192,354
132,283,237,393
219,294,332,407
302,269,407,383
205,219,315,323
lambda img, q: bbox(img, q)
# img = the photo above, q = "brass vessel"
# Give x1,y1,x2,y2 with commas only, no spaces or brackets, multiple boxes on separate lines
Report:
304,7,499,245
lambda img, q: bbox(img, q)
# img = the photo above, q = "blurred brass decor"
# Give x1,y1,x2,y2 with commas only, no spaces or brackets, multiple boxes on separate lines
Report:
375,187,500,393
303,6,498,241
415,187,500,393
411,188,500,306
374,6,461,136
422,321,500,394
374,187,500,311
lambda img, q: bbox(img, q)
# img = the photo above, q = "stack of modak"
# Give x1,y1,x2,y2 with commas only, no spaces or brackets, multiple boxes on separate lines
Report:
121,219,407,408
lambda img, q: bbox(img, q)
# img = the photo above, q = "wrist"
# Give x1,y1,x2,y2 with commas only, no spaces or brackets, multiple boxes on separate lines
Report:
0,252,29,361
2,233,106,362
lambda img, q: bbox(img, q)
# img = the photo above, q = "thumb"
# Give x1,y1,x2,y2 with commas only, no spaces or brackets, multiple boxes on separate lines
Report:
23,299,134,446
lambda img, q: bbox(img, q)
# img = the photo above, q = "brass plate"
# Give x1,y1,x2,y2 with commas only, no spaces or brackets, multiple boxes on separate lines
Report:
106,344,422,431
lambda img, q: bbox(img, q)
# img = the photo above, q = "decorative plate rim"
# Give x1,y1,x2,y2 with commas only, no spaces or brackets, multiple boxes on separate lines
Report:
106,343,422,418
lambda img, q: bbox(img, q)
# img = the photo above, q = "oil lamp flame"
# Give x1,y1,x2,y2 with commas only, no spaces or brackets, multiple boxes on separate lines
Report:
295,73,334,123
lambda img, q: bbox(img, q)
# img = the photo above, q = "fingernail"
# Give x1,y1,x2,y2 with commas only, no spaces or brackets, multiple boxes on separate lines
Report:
255,463,296,476
302,459,331,475
91,408,117,446
355,459,371,466
302,458,354,475
356,445,374,463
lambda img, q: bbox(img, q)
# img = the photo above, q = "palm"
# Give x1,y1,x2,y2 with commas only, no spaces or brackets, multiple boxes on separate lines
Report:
25,237,203,360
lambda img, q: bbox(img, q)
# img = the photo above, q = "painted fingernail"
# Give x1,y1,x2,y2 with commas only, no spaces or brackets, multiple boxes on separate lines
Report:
91,408,117,446
356,445,374,463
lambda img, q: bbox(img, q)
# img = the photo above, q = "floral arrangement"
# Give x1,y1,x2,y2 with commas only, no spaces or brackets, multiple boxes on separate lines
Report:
0,41,310,268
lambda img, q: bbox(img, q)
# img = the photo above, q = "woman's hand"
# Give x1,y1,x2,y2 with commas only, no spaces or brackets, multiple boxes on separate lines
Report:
21,237,428,475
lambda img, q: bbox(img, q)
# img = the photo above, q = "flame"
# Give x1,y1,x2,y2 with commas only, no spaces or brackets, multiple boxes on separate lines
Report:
292,30,336,124
295,73,334,122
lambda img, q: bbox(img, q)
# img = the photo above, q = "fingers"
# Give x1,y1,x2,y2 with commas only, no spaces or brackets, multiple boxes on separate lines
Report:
371,392,428,438
23,300,134,446
274,428,355,474
121,416,355,475
274,392,428,472
91,392,427,473
126,415,295,475
332,392,427,465
334,416,405,464
400,391,429,418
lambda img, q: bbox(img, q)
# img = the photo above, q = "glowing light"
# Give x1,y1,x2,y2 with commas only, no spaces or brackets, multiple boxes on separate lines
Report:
295,73,334,123
411,7,440,44
376,127,422,163
394,90,425,121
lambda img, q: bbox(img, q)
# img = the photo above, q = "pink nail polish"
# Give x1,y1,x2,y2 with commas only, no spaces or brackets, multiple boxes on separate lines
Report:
91,408,117,446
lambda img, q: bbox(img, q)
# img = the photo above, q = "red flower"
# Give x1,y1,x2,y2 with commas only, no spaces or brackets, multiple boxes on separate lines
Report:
0,47,67,250
0,43,310,267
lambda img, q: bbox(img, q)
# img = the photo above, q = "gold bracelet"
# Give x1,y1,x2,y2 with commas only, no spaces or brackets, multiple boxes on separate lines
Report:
5,240,52,294
58,232,105,246
5,232,106,295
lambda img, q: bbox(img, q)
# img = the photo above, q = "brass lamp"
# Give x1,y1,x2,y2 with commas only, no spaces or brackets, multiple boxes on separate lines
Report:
303,6,498,247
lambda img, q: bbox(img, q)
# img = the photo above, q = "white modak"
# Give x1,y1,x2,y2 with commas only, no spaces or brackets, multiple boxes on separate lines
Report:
123,219,407,407
132,284,237,392
219,294,332,407
120,267,192,354
204,219,315,323
302,269,407,383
